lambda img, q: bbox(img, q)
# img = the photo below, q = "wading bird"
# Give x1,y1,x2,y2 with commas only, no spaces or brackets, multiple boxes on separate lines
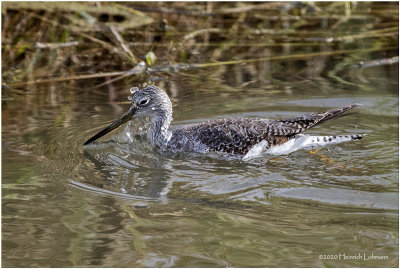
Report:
84,86,363,158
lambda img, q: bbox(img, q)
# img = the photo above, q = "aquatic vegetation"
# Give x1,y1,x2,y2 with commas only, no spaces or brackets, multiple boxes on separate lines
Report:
2,2,398,91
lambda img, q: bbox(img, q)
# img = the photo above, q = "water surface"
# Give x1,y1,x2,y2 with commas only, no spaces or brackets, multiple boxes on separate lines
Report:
2,2,399,267
3,77,398,267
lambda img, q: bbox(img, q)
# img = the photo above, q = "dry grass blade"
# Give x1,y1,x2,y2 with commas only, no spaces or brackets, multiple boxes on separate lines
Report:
8,71,127,87
353,56,399,69
2,1,398,93
8,45,395,87
183,28,223,41
34,41,81,49
108,26,138,64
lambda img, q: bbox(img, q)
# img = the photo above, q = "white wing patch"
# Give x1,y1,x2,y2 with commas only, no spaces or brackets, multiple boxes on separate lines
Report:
243,134,364,160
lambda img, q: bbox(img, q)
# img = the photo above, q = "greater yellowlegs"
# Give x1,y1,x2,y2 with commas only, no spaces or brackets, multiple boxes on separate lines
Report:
84,86,363,156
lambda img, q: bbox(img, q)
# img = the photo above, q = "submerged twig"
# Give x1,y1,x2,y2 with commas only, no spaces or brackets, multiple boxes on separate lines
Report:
148,46,397,72
352,56,399,83
352,56,399,69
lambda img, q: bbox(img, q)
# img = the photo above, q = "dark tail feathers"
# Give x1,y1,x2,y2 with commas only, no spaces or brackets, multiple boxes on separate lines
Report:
280,104,362,132
315,103,362,125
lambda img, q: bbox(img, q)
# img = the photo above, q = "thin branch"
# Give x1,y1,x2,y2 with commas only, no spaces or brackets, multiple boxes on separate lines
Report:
183,28,223,41
8,46,395,87
34,41,81,49
352,56,399,69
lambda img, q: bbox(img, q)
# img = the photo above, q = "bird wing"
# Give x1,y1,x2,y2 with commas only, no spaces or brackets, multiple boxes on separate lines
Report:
176,118,291,155
170,104,360,155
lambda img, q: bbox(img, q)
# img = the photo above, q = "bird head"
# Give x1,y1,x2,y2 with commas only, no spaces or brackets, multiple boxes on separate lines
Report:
84,86,172,145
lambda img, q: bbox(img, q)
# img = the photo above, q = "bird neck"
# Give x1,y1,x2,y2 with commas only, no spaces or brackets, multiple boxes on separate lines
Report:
148,109,173,148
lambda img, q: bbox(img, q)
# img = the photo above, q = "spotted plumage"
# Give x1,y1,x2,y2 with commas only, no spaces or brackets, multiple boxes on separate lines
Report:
165,104,360,155
84,86,364,157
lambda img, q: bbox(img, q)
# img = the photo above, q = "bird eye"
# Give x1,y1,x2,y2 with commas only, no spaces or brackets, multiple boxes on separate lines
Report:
139,99,150,106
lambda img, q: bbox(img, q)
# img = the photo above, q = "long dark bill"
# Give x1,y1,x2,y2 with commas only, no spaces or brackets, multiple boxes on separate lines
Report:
84,107,136,145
